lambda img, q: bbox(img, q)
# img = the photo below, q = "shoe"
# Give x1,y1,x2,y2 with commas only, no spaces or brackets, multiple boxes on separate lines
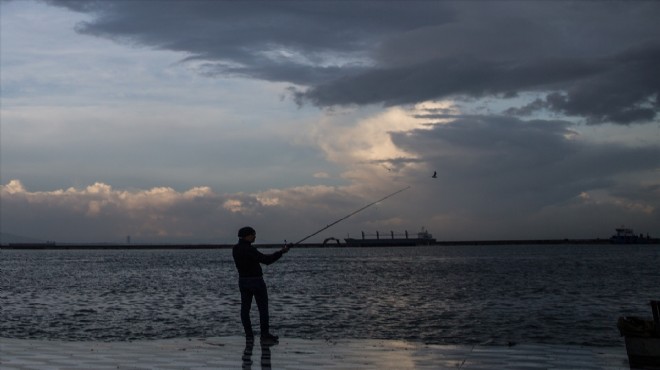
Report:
260,333,279,344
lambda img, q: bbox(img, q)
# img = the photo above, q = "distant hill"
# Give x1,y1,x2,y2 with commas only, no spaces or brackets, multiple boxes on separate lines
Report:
0,232,46,245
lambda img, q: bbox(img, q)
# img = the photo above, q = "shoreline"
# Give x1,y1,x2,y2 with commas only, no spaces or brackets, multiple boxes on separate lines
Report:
0,336,630,369
2,238,659,249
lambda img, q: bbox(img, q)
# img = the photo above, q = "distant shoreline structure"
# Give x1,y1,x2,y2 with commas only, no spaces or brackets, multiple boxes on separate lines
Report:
4,238,659,250
3,227,657,249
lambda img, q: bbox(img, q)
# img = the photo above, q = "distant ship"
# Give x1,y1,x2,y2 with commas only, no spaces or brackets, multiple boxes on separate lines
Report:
610,226,658,244
344,227,436,247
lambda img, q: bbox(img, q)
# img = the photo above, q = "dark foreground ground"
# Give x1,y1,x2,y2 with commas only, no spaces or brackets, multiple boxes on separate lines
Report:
0,336,632,370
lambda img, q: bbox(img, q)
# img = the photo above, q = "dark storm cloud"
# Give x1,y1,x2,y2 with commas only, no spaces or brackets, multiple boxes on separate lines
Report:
42,1,660,124
506,43,660,125
294,55,604,107
44,0,450,85
392,115,660,214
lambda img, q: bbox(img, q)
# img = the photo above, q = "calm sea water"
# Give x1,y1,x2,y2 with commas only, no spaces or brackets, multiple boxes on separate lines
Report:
1,245,659,347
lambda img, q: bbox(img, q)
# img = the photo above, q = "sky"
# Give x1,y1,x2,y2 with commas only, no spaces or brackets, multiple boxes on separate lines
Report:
1,0,659,244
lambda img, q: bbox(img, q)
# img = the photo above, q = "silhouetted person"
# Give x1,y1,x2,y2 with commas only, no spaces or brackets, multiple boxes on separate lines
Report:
432,171,437,178
233,226,290,345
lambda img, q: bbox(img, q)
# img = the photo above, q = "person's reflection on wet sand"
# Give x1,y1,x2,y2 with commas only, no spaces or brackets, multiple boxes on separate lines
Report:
261,341,274,369
242,338,276,369
242,338,254,369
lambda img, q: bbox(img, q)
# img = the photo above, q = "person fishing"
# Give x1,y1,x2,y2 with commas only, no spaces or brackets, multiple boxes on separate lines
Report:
231,186,409,345
232,226,290,344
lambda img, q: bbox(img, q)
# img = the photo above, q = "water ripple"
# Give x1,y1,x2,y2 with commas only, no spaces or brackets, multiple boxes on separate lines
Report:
1,245,659,346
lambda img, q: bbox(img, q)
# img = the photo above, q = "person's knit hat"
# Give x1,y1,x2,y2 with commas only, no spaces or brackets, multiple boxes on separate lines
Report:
238,226,256,238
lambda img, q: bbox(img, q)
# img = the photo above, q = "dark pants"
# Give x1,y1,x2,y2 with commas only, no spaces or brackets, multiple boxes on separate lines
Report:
238,277,269,337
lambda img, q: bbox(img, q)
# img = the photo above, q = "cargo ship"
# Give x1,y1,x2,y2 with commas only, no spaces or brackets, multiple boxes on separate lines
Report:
344,227,436,247
610,226,658,244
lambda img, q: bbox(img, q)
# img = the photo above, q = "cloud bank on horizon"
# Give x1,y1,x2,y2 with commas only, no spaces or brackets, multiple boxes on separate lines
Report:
1,0,659,243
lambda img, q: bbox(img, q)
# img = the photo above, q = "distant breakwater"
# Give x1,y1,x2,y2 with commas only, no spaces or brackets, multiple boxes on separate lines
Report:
3,238,658,249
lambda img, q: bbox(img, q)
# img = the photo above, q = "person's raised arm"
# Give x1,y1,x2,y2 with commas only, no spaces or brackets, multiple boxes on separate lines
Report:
251,244,288,265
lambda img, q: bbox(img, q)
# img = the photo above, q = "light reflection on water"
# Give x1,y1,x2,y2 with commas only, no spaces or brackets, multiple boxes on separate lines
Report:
1,245,658,346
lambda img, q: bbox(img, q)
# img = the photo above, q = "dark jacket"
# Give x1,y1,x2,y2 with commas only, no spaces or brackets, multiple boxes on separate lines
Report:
232,239,283,278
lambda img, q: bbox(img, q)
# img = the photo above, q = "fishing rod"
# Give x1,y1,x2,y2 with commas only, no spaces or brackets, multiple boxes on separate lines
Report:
291,185,411,245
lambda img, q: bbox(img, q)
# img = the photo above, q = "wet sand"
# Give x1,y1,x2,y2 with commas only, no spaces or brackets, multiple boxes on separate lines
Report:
0,336,630,369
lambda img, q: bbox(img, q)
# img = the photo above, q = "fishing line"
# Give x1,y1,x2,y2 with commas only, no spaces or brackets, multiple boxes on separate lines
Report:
291,185,411,245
